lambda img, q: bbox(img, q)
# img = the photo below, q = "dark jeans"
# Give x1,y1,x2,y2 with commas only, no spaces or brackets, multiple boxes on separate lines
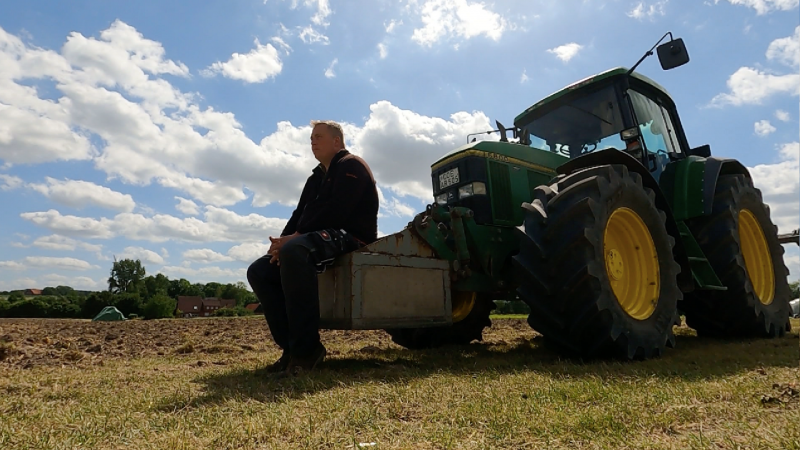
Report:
247,230,360,358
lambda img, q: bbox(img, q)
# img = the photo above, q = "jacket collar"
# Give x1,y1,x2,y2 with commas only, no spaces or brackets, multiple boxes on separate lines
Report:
313,149,349,175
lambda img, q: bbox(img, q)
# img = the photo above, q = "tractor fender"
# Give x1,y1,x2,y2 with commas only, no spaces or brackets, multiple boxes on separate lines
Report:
701,157,751,215
658,156,752,221
556,149,694,293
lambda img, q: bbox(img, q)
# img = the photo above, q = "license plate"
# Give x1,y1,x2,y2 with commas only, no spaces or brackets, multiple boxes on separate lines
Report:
439,168,460,189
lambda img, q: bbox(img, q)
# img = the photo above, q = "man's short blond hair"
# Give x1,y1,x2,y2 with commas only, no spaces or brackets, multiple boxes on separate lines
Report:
311,120,344,145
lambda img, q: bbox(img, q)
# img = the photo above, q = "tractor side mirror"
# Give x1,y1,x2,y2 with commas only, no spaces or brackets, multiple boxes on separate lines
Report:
687,144,711,158
657,38,689,70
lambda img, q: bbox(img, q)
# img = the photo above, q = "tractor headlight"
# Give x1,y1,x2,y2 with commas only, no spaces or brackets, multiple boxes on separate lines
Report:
458,182,487,199
435,193,449,205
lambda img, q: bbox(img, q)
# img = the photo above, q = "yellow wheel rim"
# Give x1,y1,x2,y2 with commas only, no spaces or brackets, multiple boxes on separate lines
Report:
603,207,660,320
738,209,774,305
452,291,476,323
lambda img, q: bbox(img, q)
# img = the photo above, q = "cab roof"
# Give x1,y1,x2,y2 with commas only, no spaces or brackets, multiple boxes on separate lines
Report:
513,67,671,126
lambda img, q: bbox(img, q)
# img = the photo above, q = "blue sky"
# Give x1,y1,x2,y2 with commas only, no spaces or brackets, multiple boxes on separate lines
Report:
0,0,797,291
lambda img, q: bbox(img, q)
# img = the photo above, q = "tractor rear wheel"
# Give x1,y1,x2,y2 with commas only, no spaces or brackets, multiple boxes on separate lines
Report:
385,292,495,349
513,165,682,359
682,174,791,337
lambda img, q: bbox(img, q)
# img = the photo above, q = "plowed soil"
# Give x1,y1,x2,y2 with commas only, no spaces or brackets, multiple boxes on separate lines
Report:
0,317,537,369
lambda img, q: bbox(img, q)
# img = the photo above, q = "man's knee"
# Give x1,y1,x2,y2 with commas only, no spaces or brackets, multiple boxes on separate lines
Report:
279,236,315,267
247,256,279,287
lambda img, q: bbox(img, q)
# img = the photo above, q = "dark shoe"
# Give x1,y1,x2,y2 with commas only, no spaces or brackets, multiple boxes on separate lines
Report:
263,351,291,374
284,344,326,377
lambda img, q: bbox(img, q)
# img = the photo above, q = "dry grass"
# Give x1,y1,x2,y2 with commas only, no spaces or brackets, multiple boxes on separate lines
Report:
0,317,797,450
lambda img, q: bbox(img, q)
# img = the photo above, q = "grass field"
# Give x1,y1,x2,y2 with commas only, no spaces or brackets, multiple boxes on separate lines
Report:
0,317,798,450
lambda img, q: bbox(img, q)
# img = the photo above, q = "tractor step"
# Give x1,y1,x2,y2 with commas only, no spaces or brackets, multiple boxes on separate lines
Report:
677,222,727,291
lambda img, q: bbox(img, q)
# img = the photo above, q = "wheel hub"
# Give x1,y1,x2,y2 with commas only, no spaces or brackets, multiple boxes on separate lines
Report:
606,249,624,280
603,207,660,321
738,209,775,305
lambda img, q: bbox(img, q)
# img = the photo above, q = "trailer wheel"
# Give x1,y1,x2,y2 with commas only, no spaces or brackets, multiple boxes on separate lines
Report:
513,164,682,359
385,292,495,349
682,174,791,337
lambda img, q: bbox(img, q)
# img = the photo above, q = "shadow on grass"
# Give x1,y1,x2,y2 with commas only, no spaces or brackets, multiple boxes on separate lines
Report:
157,331,798,410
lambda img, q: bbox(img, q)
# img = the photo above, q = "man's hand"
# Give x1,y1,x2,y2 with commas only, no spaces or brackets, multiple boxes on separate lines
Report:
268,232,300,264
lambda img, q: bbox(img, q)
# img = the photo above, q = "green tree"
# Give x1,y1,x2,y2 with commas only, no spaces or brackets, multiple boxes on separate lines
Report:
7,292,25,303
108,259,146,294
42,287,59,296
204,282,222,298
143,273,171,300
790,281,799,299
115,293,143,317
142,294,177,320
82,291,115,318
0,298,10,317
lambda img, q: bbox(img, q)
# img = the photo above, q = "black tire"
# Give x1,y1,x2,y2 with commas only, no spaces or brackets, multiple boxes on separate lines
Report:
513,165,682,359
385,295,495,349
682,174,791,337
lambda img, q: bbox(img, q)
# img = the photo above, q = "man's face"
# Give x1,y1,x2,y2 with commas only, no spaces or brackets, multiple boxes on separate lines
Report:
310,124,340,163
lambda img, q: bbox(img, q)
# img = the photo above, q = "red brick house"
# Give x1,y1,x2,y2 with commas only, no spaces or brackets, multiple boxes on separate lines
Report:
176,296,203,317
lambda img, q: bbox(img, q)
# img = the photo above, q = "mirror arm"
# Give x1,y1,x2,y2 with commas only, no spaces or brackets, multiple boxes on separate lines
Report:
627,31,674,75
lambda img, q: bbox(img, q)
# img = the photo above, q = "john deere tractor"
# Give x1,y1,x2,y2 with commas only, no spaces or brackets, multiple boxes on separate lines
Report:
317,34,792,359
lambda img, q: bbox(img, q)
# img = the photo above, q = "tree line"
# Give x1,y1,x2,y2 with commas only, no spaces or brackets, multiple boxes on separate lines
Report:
0,258,257,320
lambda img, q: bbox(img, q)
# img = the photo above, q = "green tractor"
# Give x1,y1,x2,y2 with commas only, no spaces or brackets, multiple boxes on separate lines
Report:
318,34,792,359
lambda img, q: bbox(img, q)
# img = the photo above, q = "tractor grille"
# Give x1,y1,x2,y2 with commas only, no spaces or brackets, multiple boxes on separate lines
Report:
488,161,514,221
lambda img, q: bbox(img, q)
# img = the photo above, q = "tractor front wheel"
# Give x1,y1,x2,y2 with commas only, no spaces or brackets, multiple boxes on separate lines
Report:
513,165,682,359
385,292,495,349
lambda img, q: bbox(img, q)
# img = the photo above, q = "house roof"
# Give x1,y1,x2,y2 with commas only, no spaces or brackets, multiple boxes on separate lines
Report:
245,303,260,311
202,298,222,307
176,296,203,313
219,298,236,308
25,289,43,295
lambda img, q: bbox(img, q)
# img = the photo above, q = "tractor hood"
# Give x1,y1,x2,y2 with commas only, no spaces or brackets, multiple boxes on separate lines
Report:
431,140,566,174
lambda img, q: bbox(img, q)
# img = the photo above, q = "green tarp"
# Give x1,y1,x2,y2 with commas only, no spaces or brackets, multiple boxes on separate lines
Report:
92,306,126,322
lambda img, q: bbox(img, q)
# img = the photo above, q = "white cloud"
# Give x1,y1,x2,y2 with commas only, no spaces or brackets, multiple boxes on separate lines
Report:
710,67,800,106
775,109,791,122
354,101,492,200
324,58,338,78
182,248,234,263
411,0,508,47
520,69,529,84
39,274,104,291
299,26,330,45
748,142,799,234
0,261,26,270
158,265,246,284
711,27,800,106
271,36,293,54
627,0,668,19
203,39,283,83
118,246,165,265
547,43,583,63
20,206,287,244
715,0,799,14
754,120,777,136
227,242,271,263
766,25,800,68
31,235,103,255
309,0,332,26
175,196,200,216
385,19,402,33
28,177,135,212
378,43,388,59
0,174,23,190
22,256,97,271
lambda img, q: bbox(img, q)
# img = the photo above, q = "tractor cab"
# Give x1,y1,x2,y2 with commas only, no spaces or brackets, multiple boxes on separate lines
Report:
513,36,692,182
